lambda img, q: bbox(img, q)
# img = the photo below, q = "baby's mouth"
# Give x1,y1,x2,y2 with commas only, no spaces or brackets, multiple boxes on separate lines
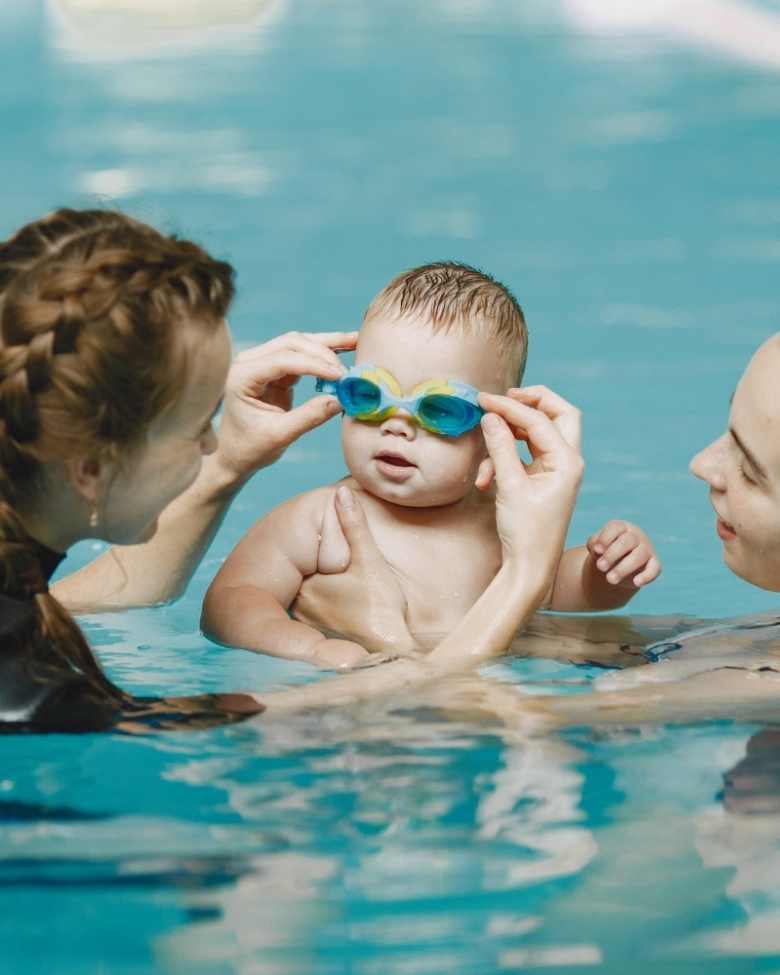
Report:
377,453,413,467
375,452,416,477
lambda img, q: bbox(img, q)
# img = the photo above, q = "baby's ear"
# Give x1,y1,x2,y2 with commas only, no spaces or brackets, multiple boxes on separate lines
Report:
475,456,495,490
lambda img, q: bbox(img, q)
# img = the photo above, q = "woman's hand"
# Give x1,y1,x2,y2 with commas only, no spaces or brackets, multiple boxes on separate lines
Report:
420,390,584,670
214,330,357,483
506,385,582,452
292,486,419,656
477,389,584,573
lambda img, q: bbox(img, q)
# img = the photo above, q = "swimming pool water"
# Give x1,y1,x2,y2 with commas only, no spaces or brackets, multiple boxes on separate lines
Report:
2,0,780,971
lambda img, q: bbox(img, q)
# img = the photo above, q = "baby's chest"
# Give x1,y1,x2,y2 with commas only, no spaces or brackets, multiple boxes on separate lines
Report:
368,520,502,634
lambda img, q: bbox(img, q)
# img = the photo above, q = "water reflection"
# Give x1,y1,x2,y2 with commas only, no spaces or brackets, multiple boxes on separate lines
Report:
154,705,597,973
691,728,780,955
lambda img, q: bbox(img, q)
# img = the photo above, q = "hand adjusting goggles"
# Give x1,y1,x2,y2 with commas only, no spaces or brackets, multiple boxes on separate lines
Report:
316,365,485,438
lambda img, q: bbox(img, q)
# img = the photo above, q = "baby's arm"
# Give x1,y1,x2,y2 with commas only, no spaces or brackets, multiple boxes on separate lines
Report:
201,490,370,668
546,520,661,612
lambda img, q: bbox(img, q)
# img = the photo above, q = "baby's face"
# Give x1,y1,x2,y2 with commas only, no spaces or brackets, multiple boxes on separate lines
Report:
341,312,509,508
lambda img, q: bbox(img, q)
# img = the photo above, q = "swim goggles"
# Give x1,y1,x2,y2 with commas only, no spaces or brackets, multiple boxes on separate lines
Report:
315,364,485,437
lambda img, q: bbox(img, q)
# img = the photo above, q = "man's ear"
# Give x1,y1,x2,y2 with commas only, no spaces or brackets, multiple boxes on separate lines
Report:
475,456,495,490
62,455,102,502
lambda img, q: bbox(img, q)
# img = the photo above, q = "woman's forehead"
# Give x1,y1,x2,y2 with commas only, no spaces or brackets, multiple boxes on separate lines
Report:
732,335,780,472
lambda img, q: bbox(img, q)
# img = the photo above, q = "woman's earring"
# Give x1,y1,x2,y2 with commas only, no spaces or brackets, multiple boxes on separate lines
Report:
90,501,99,529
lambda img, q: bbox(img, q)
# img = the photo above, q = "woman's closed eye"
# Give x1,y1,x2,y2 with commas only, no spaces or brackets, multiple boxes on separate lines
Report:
739,463,756,485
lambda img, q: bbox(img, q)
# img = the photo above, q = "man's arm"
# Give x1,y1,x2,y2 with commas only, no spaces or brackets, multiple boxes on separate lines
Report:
201,492,370,669
52,331,355,613
546,520,661,612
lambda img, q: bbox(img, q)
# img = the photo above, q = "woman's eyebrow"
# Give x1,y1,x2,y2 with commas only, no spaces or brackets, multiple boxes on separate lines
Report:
730,427,768,480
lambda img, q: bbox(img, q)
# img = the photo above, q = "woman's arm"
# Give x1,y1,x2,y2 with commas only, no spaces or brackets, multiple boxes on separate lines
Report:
52,331,355,612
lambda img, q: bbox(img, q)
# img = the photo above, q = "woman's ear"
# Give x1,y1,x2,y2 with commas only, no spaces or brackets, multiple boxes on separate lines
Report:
475,456,495,490
62,455,102,502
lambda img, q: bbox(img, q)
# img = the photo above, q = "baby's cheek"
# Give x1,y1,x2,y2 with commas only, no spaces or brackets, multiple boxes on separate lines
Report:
443,438,487,485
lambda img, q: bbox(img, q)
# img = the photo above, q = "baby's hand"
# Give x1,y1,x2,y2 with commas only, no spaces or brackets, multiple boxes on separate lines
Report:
587,520,661,590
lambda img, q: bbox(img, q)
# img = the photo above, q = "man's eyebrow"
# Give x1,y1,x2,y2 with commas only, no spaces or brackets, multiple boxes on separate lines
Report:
730,427,769,480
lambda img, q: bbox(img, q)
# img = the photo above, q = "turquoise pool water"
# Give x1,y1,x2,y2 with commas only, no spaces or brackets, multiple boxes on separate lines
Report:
2,0,780,971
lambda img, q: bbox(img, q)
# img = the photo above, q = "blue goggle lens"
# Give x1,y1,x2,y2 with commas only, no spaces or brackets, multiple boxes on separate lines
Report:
338,377,383,416
418,394,482,436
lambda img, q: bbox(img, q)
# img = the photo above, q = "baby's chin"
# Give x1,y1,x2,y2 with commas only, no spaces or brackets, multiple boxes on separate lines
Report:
349,472,478,509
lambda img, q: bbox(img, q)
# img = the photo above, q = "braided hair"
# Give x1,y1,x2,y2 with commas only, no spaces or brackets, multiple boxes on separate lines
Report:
0,208,235,706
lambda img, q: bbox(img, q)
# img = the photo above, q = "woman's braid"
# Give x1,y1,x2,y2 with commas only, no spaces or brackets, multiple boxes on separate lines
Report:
0,208,235,708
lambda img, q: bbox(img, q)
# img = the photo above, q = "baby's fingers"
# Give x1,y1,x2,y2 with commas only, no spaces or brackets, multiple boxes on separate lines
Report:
594,529,639,575
604,547,653,586
632,555,662,588
589,519,629,556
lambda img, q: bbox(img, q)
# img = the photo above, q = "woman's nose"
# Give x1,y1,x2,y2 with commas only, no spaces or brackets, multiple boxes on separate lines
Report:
690,436,727,491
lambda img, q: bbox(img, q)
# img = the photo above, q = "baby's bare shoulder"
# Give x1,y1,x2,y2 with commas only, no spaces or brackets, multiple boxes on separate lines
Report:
215,486,339,582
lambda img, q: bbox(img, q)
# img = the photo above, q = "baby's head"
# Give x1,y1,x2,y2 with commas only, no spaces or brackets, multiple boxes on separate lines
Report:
361,261,527,388
340,262,527,508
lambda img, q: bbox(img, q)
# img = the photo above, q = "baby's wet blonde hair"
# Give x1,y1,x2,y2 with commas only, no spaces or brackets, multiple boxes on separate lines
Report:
363,262,528,387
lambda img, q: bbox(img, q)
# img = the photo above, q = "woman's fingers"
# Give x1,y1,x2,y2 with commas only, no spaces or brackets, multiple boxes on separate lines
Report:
231,346,350,396
479,392,582,472
505,385,582,453
231,330,357,394
478,393,584,568
257,394,344,450
234,329,357,364
333,486,386,564
480,412,528,488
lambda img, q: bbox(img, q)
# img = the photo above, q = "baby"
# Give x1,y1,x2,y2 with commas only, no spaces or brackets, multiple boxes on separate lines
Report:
202,263,660,668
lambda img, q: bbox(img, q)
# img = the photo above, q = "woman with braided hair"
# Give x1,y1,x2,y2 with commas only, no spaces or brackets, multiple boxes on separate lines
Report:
0,207,585,732
0,207,363,732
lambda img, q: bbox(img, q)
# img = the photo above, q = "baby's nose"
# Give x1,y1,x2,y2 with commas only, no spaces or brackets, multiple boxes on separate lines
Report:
379,410,417,438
